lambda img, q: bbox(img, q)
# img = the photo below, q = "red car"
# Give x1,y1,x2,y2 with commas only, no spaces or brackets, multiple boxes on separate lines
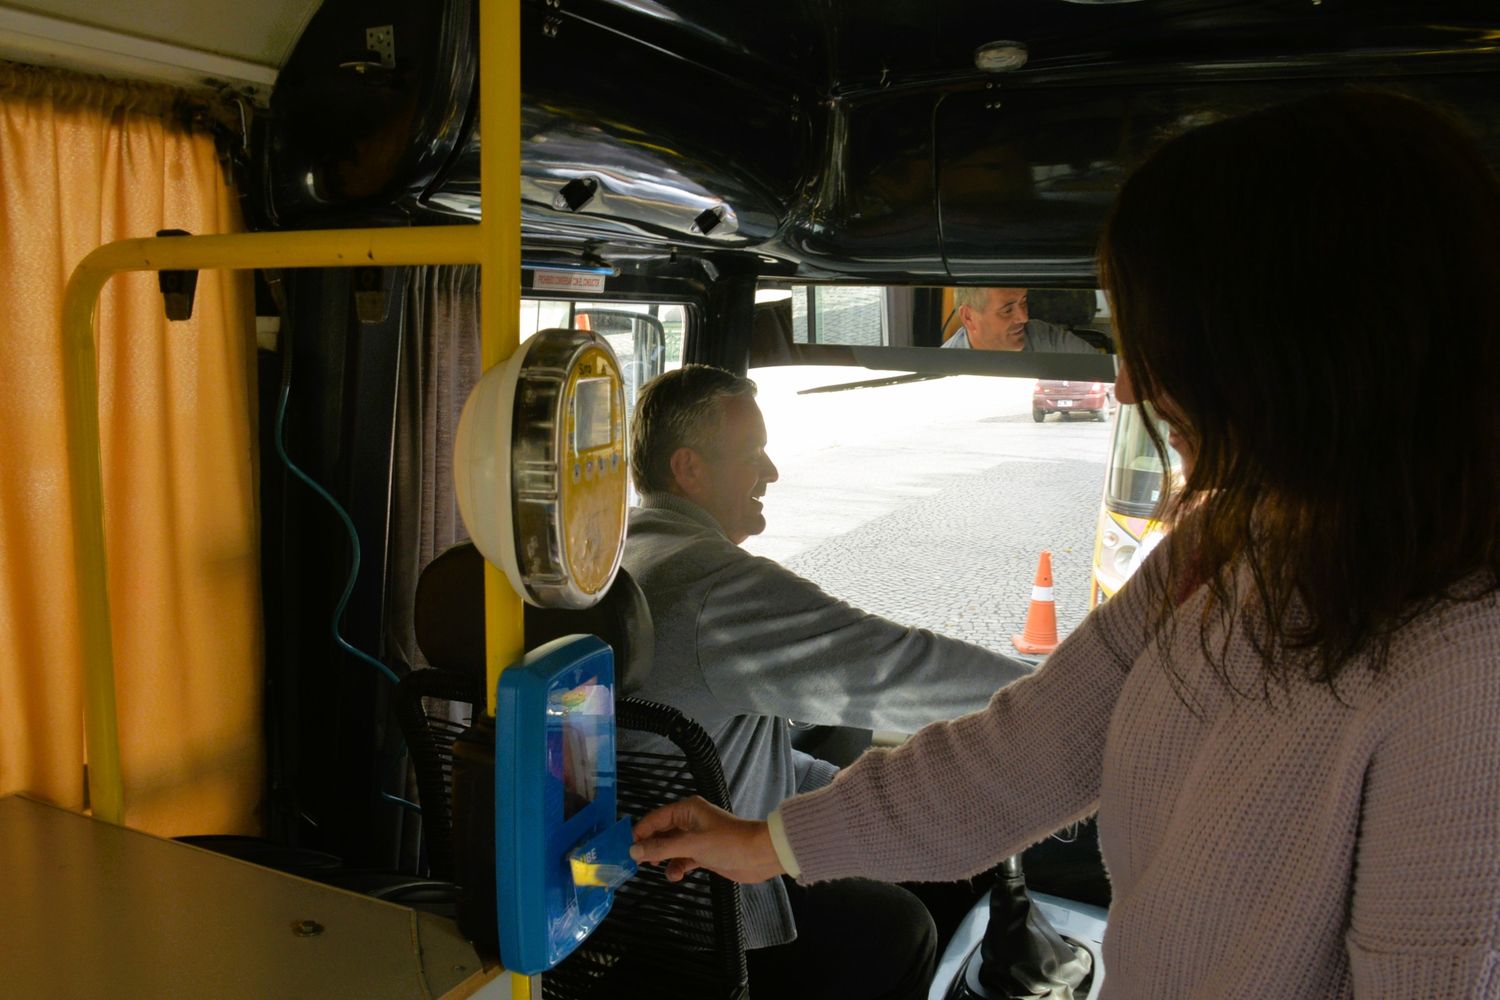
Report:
1033,379,1114,422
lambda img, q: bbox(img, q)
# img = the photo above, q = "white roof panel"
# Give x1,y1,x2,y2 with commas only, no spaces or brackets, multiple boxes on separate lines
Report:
0,0,321,101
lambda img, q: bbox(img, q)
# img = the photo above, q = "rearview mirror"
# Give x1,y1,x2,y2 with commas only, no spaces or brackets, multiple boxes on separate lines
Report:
751,285,1117,382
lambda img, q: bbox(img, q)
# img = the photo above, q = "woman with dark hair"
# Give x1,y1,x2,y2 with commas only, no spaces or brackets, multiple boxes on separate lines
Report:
630,90,1500,999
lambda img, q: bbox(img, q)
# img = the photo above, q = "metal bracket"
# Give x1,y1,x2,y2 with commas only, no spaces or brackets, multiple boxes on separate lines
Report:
155,229,198,321
352,266,392,324
364,25,395,69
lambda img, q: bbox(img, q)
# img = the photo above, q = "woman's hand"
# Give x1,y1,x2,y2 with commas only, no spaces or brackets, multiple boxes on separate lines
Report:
630,796,786,884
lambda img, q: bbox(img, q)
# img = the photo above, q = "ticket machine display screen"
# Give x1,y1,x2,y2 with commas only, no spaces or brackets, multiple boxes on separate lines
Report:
571,377,614,452
551,681,608,821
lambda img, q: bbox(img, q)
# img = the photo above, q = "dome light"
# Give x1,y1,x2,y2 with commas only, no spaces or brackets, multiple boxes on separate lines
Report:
973,41,1029,73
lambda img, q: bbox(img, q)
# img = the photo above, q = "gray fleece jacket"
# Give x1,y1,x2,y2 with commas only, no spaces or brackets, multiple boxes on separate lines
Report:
620,492,1032,948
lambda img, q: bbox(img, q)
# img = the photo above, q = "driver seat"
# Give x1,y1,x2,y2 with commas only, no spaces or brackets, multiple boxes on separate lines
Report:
403,542,748,999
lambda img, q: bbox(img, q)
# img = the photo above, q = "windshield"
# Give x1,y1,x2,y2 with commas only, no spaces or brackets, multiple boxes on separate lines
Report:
1104,404,1182,518
741,365,1111,651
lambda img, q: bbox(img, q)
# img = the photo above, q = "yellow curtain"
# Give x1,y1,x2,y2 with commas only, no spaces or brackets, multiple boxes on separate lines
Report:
0,64,263,835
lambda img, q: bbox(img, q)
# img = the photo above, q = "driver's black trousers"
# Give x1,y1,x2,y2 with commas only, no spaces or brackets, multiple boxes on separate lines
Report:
745,875,938,1000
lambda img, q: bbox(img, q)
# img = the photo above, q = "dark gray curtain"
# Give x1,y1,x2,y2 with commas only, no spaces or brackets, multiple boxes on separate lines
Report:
385,265,483,873
385,264,482,669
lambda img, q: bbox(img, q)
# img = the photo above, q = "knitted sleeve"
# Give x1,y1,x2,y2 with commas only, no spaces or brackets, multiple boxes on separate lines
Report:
776,533,1169,885
1346,611,1500,999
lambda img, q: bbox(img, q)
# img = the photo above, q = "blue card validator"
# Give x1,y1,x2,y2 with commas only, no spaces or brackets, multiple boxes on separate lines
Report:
494,634,637,973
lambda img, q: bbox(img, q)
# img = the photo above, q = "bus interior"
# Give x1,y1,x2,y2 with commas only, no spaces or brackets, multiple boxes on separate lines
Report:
2,1,1499,997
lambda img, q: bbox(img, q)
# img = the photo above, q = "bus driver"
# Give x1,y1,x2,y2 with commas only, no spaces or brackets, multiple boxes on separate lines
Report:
944,287,1098,353
621,364,1035,1000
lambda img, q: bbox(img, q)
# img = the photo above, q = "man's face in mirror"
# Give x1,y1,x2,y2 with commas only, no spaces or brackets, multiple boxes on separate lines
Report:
959,287,1029,351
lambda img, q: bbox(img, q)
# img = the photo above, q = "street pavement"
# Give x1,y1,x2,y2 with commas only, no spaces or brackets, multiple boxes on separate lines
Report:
741,366,1113,654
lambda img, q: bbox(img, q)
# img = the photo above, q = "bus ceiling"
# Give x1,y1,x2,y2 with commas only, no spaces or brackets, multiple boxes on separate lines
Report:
0,0,307,104
6,1,1499,281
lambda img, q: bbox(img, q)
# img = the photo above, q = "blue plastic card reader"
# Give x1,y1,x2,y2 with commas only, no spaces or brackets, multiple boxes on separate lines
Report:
494,634,637,973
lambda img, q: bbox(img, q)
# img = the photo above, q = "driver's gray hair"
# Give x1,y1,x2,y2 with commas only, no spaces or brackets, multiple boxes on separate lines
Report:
953,287,994,313
631,364,758,494
954,286,1026,313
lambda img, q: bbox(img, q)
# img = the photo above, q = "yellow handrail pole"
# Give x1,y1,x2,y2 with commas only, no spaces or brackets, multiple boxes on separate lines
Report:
71,227,485,276
478,0,525,718
62,226,485,825
477,0,529,991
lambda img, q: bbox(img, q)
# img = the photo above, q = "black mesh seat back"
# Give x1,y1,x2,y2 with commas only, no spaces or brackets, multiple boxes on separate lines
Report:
411,544,743,994
525,573,654,695
414,541,655,692
544,698,748,1000
407,542,653,879
393,667,483,881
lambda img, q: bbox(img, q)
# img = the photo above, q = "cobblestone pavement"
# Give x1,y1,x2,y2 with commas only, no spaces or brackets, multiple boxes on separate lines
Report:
742,367,1113,654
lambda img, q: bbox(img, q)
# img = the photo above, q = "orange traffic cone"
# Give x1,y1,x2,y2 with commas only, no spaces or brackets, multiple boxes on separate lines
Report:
1012,551,1059,655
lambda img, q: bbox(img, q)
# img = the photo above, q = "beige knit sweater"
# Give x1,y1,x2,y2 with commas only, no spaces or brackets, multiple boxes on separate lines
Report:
777,541,1500,998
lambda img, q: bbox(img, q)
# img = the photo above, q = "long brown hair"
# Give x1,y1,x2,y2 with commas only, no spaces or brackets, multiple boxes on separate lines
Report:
1099,90,1500,686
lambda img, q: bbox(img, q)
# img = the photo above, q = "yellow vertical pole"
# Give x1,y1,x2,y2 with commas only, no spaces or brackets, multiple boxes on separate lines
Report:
61,268,124,825
479,0,526,720
474,0,533,991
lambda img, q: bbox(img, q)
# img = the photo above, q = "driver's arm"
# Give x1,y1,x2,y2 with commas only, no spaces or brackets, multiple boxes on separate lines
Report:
694,553,1032,733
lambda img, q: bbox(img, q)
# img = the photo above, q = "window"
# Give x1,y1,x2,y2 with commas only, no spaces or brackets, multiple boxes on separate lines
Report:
741,362,1113,652
1104,404,1182,517
791,286,887,346
520,298,688,430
